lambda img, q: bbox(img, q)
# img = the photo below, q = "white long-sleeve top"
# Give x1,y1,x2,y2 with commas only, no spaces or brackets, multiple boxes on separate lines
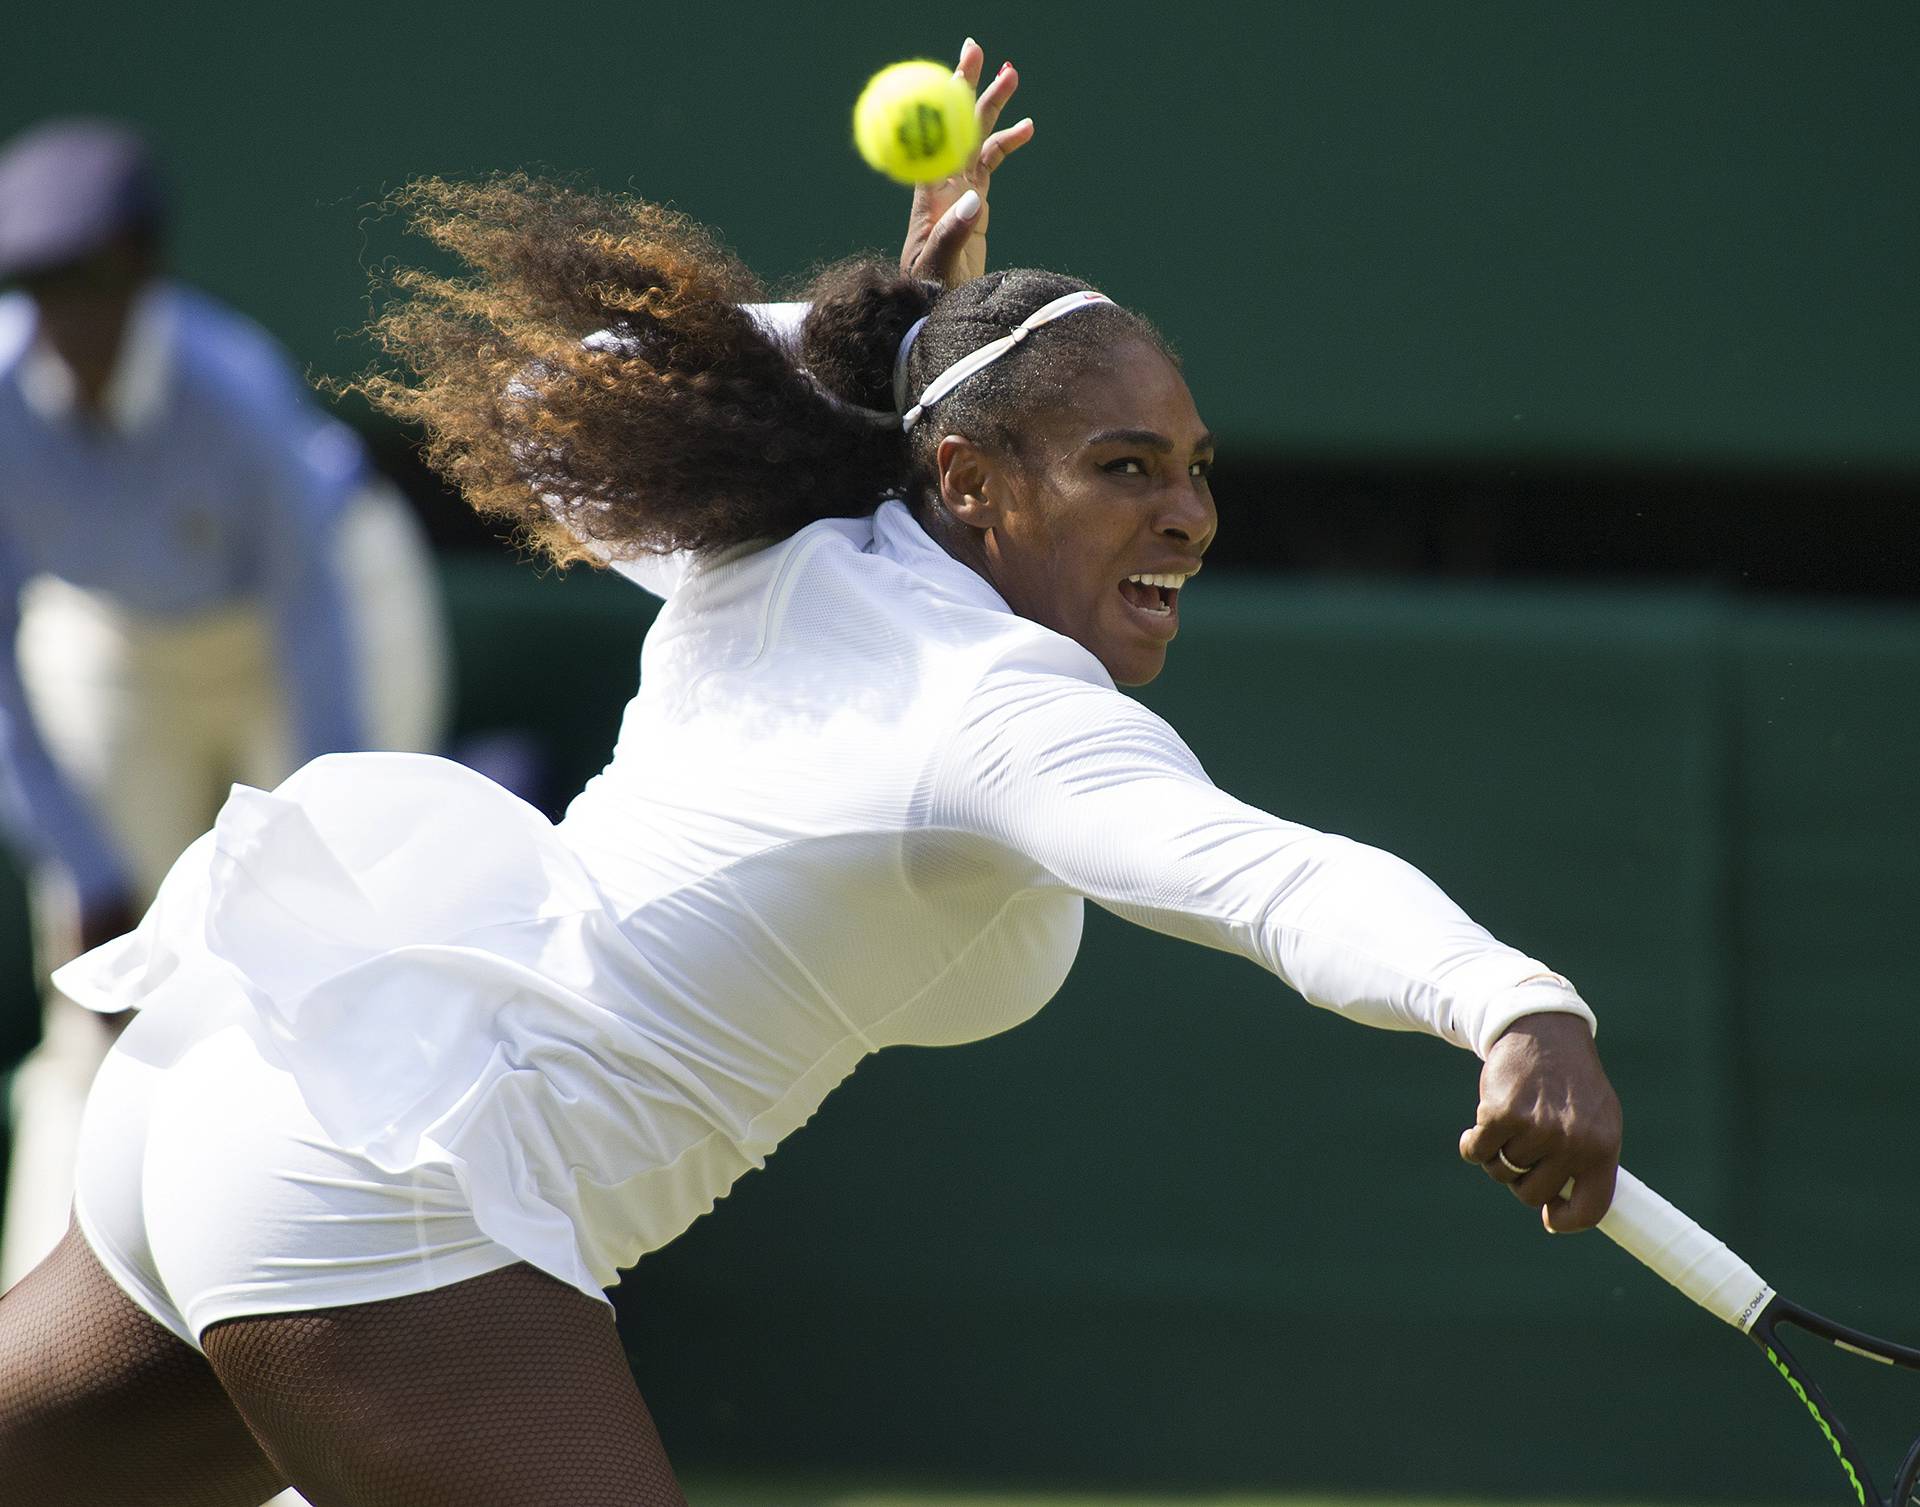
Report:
574,498,1590,1058
62,485,1592,1304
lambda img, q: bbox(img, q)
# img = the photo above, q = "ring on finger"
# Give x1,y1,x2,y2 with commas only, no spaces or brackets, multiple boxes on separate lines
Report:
1496,1149,1534,1178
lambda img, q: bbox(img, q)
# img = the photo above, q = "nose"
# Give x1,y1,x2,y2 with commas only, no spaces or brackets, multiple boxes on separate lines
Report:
1156,476,1218,554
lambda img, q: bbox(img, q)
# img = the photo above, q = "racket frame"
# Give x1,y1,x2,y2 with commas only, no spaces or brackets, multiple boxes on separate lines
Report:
1594,1168,1920,1507
1746,1294,1920,1507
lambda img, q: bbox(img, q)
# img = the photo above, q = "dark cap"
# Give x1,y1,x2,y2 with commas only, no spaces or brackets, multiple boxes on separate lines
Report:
0,118,165,282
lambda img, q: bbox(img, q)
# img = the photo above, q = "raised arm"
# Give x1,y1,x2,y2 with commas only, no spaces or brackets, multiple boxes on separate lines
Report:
580,40,1036,603
898,37,1035,288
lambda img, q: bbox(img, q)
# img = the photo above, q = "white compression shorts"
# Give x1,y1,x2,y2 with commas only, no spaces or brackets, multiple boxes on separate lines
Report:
71,995,526,1349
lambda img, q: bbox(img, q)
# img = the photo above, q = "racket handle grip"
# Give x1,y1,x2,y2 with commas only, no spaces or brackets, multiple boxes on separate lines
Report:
1594,1167,1775,1333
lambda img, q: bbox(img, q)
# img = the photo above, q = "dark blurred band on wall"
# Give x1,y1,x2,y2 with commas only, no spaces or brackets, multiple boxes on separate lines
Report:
9,0,1916,593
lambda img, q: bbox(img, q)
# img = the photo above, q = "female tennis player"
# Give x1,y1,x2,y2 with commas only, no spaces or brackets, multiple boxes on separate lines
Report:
0,40,1621,1507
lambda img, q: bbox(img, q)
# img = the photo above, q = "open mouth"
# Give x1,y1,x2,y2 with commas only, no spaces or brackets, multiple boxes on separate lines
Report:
1117,572,1189,628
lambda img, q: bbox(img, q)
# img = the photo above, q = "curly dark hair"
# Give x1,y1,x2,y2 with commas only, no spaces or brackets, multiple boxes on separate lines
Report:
356,174,1168,566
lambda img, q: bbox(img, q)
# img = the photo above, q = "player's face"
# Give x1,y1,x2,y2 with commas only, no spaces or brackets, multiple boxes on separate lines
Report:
984,340,1217,685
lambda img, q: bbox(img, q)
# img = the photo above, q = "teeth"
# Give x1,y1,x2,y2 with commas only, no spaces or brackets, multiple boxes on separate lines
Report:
1125,573,1191,590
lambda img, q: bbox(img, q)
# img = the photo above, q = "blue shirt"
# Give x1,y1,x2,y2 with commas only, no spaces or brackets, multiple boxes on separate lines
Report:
0,280,367,906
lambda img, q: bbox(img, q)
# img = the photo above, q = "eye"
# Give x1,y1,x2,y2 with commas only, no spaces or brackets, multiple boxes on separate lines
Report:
1103,458,1148,476
1188,459,1213,479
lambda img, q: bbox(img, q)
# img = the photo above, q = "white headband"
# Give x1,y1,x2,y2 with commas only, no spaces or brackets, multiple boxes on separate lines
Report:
891,315,930,416
897,290,1114,433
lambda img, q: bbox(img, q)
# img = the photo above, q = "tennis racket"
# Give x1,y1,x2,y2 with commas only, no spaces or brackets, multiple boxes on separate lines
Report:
1593,1168,1920,1505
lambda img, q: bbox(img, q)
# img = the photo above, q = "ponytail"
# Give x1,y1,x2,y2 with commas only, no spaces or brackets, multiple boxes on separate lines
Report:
355,176,931,565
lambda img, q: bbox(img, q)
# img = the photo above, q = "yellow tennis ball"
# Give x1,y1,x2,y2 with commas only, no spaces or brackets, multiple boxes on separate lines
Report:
852,60,979,184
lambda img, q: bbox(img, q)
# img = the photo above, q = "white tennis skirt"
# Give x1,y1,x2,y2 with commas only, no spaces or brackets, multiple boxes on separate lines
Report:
57,752,779,1347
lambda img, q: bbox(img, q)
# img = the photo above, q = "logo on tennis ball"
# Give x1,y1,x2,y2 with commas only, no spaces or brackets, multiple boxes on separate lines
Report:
899,102,949,162
853,60,978,184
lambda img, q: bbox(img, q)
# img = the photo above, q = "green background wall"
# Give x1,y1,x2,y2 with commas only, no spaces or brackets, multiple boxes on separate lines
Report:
7,0,1917,468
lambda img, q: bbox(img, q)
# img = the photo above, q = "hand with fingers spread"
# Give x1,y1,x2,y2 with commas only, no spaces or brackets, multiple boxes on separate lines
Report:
1460,1010,1623,1233
899,37,1035,288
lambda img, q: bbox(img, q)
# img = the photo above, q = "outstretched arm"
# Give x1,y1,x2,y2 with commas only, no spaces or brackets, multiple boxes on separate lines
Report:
934,665,1623,1230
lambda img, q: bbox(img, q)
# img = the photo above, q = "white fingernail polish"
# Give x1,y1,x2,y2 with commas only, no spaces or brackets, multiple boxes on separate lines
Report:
954,189,981,221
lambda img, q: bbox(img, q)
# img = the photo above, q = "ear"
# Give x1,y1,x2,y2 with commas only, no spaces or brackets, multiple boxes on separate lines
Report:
935,433,1007,532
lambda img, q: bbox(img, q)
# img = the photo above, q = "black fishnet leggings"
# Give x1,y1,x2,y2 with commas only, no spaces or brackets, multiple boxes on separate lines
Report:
0,1221,687,1505
0,1221,286,1505
203,1261,686,1507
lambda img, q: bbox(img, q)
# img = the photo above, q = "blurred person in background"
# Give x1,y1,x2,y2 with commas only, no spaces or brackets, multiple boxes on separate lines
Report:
0,118,450,1289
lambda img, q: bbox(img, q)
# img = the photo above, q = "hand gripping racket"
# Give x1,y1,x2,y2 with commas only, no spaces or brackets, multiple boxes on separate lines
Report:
1595,1168,1920,1505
